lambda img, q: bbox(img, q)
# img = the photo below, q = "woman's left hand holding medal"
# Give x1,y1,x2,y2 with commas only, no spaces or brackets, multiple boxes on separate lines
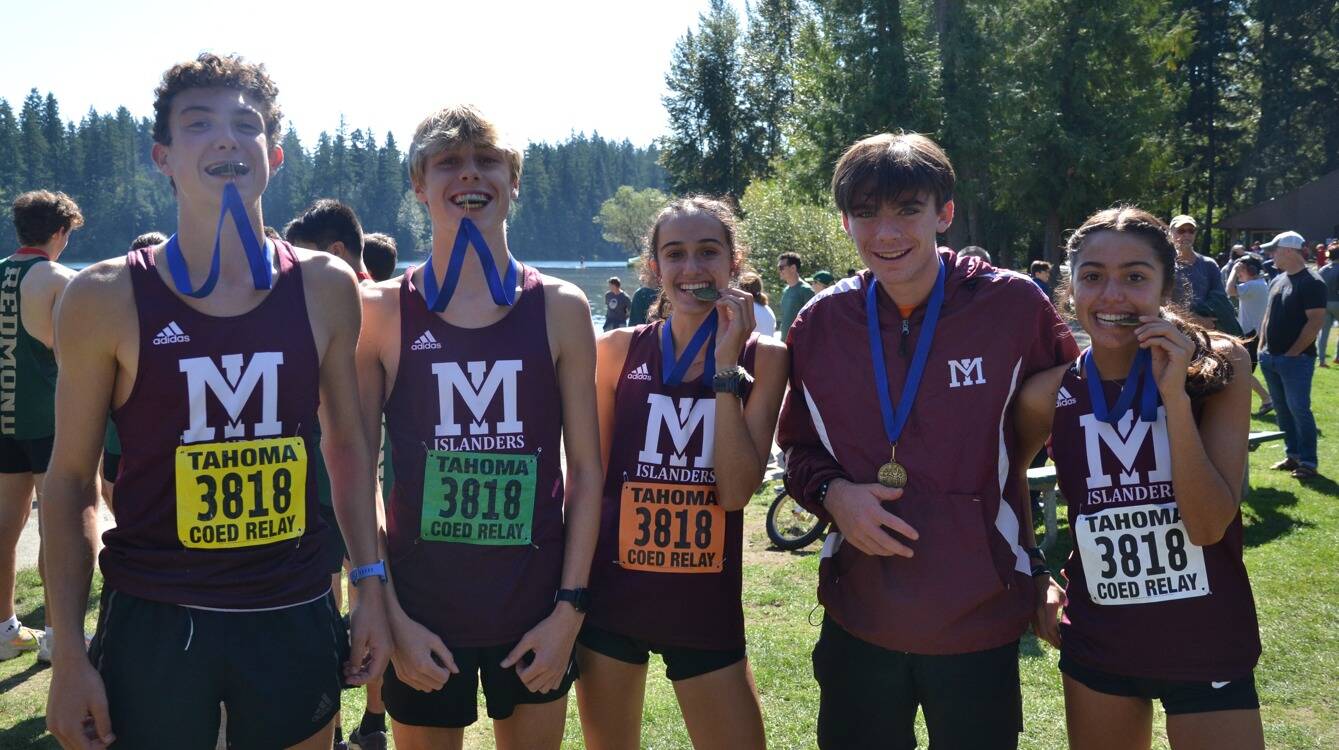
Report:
712,287,756,366
1135,316,1195,400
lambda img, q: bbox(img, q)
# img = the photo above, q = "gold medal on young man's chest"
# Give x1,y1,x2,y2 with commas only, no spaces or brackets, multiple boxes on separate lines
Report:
877,445,908,488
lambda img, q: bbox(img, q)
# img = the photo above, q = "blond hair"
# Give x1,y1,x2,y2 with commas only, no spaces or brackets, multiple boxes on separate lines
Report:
408,104,523,190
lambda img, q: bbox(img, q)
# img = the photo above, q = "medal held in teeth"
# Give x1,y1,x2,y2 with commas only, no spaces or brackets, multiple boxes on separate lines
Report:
691,286,721,301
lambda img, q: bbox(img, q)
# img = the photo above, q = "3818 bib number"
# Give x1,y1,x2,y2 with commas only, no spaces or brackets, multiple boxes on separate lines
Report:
421,451,536,545
1075,502,1210,605
617,482,724,573
175,437,307,549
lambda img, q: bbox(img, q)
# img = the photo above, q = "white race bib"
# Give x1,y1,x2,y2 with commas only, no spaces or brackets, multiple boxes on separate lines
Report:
1074,502,1210,606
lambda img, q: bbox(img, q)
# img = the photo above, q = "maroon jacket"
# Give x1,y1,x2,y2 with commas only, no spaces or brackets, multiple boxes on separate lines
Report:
779,250,1077,654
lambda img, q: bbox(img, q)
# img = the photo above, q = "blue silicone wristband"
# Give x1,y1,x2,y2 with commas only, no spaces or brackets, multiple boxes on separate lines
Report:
349,560,387,585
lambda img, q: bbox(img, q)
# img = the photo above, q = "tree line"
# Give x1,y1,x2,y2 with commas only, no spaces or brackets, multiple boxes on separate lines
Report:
0,90,667,262
660,0,1339,270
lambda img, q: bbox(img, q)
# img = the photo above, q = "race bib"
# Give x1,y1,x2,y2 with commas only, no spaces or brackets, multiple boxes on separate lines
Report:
1075,502,1210,606
617,482,724,573
421,451,535,545
175,437,307,549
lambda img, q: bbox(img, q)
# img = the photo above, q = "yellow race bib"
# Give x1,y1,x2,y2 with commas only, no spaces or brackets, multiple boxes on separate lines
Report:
175,437,307,549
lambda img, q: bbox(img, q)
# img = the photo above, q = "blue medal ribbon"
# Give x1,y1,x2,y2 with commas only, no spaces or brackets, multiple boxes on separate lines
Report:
661,310,718,387
420,217,520,312
165,182,272,298
1083,347,1160,424
866,258,946,449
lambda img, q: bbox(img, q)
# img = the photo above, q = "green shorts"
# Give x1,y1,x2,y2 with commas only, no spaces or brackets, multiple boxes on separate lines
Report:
89,588,348,749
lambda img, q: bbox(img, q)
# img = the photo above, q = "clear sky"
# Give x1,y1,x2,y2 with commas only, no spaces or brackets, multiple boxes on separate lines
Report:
2,0,744,149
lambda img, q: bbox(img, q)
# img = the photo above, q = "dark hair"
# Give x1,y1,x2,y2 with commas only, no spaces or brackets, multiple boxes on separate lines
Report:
640,196,748,319
263,226,281,240
153,53,282,146
1061,205,1234,399
284,199,364,265
777,251,802,274
362,232,398,282
1238,256,1262,277
608,277,621,288
1030,260,1052,275
128,231,167,251
832,132,955,214
12,190,84,247
738,271,769,306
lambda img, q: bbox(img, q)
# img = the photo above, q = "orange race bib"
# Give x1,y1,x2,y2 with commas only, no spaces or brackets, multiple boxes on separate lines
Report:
617,482,724,573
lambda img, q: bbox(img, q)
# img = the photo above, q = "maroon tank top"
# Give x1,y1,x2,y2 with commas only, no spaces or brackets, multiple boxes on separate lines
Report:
101,243,329,609
1051,363,1261,680
384,264,565,647
586,321,758,650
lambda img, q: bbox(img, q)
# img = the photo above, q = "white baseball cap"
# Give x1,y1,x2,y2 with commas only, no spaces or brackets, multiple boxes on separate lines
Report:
1261,231,1305,250
1169,215,1197,229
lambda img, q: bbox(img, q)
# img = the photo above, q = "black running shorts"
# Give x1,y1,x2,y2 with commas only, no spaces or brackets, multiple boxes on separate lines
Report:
89,588,348,749
382,638,577,728
1060,652,1259,715
0,435,53,474
577,623,746,681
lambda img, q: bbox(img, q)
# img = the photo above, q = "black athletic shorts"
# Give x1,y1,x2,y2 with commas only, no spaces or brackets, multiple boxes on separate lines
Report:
812,614,1022,750
1244,332,1260,371
1060,652,1259,715
315,503,348,575
578,623,745,681
382,637,577,727
0,435,53,474
101,450,120,483
89,588,348,749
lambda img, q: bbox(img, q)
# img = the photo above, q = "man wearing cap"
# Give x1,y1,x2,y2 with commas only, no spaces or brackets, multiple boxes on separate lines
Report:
1167,215,1225,325
1258,230,1327,480
811,270,836,294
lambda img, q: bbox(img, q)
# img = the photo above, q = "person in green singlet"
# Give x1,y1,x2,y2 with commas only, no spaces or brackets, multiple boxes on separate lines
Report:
0,190,82,662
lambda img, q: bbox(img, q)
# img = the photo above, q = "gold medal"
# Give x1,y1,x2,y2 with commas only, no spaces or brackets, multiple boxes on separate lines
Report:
877,445,907,488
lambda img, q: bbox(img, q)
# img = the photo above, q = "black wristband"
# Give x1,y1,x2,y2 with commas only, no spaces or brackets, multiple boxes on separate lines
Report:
1030,563,1050,578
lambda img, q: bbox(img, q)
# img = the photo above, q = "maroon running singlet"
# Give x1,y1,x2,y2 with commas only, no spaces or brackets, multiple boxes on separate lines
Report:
384,264,565,646
1051,363,1261,681
586,322,758,650
101,243,329,610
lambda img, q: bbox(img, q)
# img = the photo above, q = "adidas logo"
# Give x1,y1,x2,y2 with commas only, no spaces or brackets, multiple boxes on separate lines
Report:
1056,386,1077,408
152,321,190,345
626,363,652,381
410,330,443,351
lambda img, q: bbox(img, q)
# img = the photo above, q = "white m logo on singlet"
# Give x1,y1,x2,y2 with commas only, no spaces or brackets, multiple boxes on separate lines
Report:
638,394,714,468
948,357,986,388
432,360,523,437
1079,409,1172,489
179,352,284,443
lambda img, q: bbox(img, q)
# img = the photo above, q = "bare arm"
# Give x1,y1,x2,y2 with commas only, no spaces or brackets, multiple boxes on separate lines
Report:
712,339,788,510
1011,364,1067,546
1165,342,1251,546
43,266,126,748
502,280,603,693
594,329,634,473
304,255,390,685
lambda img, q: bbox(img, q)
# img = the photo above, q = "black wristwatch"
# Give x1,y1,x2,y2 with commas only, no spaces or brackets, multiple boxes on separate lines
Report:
555,588,589,613
712,365,754,397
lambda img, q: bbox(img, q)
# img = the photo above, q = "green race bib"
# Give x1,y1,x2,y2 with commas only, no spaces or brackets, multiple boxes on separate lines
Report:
421,451,536,545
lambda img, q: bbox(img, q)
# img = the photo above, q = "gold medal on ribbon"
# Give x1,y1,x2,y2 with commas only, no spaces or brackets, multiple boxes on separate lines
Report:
877,444,907,488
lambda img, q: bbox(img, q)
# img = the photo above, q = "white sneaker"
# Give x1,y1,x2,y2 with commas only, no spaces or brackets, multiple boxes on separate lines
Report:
36,632,93,663
0,624,42,660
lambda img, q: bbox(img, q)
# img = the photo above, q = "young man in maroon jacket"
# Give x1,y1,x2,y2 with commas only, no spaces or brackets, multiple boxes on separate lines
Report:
777,132,1077,749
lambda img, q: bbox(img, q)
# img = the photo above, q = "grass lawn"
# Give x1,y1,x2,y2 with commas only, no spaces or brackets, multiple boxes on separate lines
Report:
4,373,1337,748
